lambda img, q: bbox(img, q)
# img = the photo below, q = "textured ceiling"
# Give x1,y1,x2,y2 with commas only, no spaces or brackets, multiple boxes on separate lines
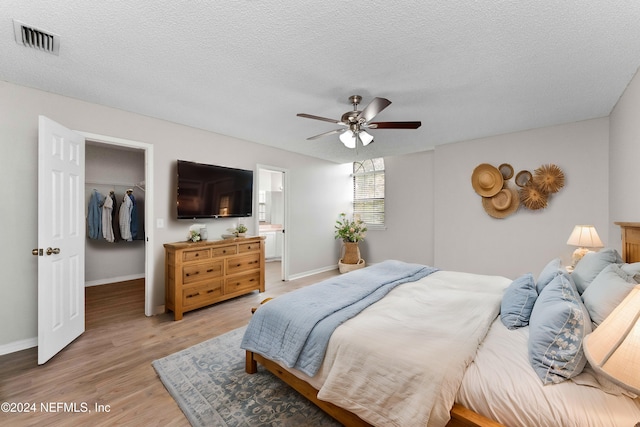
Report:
2,1,640,163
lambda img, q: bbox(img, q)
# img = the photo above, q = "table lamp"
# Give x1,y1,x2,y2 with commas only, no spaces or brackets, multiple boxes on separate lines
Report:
566,225,603,266
583,284,640,395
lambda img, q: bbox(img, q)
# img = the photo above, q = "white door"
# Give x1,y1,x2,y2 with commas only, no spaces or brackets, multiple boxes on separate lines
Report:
37,116,85,365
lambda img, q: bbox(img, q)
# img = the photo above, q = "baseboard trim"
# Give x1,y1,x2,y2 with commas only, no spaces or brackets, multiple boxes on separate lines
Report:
0,337,37,356
85,273,145,287
288,265,338,281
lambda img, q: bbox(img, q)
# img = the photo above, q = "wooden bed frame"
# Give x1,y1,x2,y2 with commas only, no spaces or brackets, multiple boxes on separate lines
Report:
245,350,502,427
244,222,640,427
615,222,640,263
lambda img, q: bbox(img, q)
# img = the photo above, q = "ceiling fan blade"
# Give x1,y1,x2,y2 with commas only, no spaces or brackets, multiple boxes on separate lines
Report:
357,97,392,122
297,113,344,125
307,128,345,140
368,121,422,129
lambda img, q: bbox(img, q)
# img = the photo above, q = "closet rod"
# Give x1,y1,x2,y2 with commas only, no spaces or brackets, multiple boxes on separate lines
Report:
85,180,136,187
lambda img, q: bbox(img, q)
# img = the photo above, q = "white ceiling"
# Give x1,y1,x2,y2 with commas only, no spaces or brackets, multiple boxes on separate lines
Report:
3,1,640,163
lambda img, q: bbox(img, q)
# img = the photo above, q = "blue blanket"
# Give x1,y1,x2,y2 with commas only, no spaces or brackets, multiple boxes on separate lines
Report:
240,260,437,376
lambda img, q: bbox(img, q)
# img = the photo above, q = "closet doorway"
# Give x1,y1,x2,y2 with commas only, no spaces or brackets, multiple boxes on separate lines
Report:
79,132,155,317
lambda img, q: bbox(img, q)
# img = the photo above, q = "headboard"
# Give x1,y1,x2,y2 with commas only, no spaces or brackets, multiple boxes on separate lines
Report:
615,222,640,263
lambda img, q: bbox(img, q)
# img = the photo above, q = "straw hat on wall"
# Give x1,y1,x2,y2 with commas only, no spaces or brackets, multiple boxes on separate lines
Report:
482,186,520,219
471,163,503,197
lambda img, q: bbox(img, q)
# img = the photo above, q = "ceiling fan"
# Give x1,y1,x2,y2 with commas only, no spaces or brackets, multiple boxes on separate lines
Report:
297,95,422,149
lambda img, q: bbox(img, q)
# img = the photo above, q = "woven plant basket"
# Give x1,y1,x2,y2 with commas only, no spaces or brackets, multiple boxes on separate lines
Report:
341,242,361,264
338,242,365,273
338,258,366,273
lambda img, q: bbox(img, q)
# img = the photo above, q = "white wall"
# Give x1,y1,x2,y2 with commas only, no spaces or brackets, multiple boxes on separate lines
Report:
609,67,640,248
0,80,349,351
362,150,435,265
433,118,610,279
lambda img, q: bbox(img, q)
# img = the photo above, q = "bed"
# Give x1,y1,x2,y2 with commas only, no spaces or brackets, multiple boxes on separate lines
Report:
242,223,640,427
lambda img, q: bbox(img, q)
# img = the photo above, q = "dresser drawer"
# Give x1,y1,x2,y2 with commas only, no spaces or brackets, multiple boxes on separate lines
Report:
239,241,261,253
226,253,260,275
182,261,223,284
183,249,210,262
224,272,260,294
212,245,237,258
183,280,223,308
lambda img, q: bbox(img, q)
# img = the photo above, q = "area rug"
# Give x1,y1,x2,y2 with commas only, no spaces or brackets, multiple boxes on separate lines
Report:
152,326,341,427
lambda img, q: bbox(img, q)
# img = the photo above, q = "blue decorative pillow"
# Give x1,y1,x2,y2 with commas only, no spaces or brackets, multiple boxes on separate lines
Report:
572,248,622,294
582,264,637,326
536,258,562,294
500,273,537,329
528,273,592,384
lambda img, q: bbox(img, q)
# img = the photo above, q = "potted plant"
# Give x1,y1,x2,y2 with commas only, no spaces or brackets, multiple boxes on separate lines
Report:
228,224,248,238
335,213,367,272
188,230,201,243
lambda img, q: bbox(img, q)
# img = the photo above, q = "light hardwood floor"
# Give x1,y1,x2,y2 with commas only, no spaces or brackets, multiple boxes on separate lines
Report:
0,262,339,427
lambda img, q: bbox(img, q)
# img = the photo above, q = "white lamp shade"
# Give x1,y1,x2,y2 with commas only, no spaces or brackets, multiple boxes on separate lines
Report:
584,285,640,394
339,130,373,148
359,130,374,146
339,130,356,149
566,225,604,248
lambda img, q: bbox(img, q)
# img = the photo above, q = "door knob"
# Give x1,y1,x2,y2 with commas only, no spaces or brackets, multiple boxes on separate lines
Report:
46,247,60,255
32,248,42,256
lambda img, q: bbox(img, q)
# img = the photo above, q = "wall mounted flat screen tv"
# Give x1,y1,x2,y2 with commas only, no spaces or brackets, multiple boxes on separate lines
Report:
177,160,253,219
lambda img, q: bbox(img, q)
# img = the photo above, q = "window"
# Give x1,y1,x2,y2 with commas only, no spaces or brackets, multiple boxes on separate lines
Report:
353,158,385,226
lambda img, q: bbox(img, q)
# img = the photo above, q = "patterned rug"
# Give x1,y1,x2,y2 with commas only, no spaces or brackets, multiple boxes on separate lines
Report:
152,326,341,427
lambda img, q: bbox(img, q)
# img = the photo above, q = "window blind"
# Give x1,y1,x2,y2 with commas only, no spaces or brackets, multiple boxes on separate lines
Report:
353,158,385,226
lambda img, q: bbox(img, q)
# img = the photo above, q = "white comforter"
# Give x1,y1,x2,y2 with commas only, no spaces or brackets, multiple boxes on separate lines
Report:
458,317,640,427
306,270,511,427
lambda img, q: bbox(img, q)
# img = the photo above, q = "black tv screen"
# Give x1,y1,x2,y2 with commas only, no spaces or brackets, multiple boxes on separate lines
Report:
177,160,253,219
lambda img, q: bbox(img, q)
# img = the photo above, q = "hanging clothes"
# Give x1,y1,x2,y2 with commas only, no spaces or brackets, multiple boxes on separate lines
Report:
101,192,115,243
111,192,121,242
128,191,138,240
87,189,104,239
119,193,133,241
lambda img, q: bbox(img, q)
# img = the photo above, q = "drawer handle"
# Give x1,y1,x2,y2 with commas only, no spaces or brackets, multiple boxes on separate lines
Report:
207,289,215,294
194,253,199,257
186,292,200,298
207,269,214,273
236,263,241,267
222,250,227,253
186,271,199,277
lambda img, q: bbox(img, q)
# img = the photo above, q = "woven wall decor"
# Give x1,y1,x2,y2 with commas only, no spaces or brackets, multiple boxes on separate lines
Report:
471,162,566,218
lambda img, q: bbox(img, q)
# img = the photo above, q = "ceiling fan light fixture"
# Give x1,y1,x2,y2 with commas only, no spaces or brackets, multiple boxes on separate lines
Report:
359,130,374,146
339,130,356,149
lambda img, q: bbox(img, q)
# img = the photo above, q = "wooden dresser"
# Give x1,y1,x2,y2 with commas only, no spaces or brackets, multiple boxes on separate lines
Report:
164,236,265,320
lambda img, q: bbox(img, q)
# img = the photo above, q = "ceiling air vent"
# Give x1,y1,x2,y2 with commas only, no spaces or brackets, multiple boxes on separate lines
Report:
13,19,60,55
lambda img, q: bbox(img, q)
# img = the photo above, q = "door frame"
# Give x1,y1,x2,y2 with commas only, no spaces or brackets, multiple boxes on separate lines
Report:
256,164,289,281
77,131,155,316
